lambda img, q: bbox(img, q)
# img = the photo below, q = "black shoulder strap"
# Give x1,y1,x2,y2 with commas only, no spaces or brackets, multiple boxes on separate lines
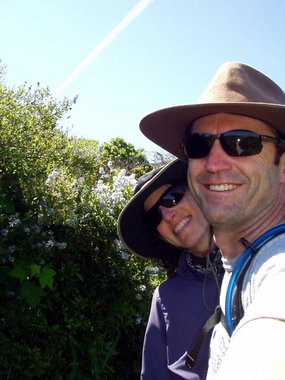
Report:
185,305,223,369
185,255,251,369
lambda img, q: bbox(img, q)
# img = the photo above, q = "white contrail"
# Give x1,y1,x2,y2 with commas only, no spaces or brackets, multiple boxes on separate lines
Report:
53,0,154,97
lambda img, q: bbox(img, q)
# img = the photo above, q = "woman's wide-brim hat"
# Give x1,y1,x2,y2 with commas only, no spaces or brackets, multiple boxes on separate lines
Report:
117,159,187,259
140,61,285,161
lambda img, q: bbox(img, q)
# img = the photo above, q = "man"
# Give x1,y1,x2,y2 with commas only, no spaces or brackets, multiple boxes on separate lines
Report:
139,62,285,379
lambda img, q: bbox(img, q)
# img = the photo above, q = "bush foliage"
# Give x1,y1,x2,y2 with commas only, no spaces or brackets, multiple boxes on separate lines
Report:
0,80,165,379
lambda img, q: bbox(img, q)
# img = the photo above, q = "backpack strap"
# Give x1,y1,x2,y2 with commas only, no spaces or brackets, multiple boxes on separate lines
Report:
230,240,255,328
225,225,285,335
185,305,224,369
186,225,285,370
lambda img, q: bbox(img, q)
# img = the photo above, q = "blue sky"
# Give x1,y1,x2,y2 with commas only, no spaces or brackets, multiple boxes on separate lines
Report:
1,0,285,154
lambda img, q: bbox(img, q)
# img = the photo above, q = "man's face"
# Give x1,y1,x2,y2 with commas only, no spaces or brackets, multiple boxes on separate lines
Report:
187,113,285,231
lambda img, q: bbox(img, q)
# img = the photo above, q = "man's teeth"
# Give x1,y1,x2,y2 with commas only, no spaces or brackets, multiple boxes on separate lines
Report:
209,184,237,191
174,217,190,234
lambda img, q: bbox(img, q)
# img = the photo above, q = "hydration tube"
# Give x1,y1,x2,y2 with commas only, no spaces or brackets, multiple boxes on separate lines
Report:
225,223,285,336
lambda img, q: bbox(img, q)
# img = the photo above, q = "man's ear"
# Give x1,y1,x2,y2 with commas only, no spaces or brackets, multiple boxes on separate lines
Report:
279,154,285,184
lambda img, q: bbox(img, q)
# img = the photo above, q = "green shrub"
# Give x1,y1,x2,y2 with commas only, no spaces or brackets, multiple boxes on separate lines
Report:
0,81,165,379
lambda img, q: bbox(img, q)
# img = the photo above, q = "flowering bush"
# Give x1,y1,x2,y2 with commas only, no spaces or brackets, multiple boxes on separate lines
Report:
0,80,166,379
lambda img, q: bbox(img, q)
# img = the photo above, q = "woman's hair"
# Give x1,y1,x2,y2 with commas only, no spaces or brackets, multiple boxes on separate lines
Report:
144,180,187,278
149,234,182,278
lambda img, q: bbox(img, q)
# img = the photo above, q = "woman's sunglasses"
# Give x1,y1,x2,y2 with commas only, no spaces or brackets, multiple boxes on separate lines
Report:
145,183,187,230
183,129,285,159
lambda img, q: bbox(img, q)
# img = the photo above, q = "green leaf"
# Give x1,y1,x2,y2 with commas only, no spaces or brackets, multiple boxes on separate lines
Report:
39,266,56,289
29,263,41,277
20,281,45,307
9,264,29,282
0,196,15,214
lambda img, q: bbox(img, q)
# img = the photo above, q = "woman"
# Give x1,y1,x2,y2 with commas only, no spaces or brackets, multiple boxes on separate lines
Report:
117,159,223,380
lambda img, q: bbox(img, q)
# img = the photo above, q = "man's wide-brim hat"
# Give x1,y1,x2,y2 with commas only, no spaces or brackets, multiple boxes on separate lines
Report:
117,159,187,259
140,61,285,161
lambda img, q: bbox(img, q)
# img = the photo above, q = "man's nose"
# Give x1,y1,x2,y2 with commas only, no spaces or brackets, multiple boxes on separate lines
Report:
204,140,232,172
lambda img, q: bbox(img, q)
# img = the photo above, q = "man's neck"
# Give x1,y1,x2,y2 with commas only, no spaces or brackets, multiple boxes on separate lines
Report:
214,215,285,259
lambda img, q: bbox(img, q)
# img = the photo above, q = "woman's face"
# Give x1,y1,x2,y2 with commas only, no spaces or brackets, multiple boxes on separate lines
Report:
144,183,210,256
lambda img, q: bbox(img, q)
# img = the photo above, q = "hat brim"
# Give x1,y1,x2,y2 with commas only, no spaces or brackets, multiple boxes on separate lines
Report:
117,159,187,259
140,102,285,161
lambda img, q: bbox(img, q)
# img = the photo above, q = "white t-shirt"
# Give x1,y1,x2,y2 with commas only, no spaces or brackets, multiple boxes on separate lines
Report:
207,234,285,380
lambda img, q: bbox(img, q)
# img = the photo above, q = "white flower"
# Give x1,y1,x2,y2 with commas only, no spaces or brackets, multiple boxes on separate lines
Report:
120,251,129,260
45,239,55,248
45,170,59,187
9,218,21,228
92,170,137,214
8,246,16,253
1,229,8,237
80,213,91,222
144,266,160,275
137,285,146,292
47,208,55,216
66,219,78,227
75,177,84,188
99,167,105,175
24,227,30,234
56,242,68,250
135,316,142,325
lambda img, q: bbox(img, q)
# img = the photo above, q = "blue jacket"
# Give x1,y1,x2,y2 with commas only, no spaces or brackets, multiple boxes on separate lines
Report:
141,252,222,380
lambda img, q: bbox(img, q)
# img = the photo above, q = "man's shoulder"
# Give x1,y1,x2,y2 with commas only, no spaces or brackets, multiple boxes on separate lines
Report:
252,232,285,268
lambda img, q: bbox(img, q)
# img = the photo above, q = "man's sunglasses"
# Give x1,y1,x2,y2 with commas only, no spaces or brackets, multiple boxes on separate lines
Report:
145,183,187,230
182,129,285,159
